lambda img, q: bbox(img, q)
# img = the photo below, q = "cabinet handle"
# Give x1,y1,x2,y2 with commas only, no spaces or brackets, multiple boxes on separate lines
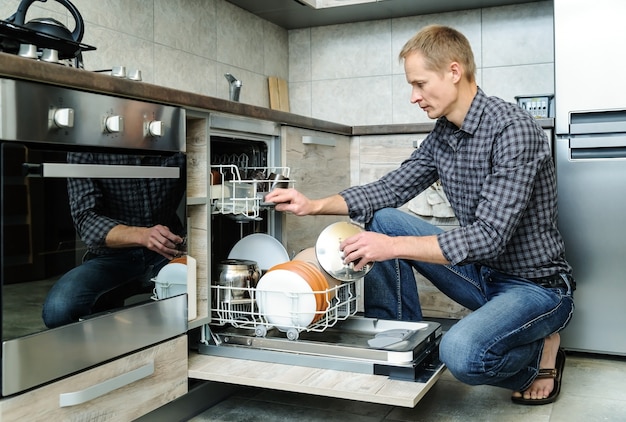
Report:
59,361,154,407
41,163,180,179
302,135,336,147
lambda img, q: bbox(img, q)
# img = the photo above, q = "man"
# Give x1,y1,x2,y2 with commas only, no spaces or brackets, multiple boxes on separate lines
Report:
265,25,575,405
42,151,186,328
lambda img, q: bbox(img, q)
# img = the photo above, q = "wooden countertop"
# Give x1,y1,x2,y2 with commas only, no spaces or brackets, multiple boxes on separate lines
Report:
0,53,553,136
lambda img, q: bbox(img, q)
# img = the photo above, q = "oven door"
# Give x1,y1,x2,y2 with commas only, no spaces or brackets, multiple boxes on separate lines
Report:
1,142,188,396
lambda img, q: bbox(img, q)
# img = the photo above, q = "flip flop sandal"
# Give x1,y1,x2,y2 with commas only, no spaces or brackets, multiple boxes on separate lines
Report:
512,348,566,405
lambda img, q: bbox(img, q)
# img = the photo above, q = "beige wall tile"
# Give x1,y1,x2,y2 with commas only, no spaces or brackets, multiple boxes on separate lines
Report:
483,63,554,104
72,0,154,40
312,76,393,125
215,0,264,73
154,44,216,96
154,0,217,59
482,1,554,67
310,19,392,80
288,29,312,82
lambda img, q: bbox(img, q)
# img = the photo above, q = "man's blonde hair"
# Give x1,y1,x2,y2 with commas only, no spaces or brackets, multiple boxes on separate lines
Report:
399,25,476,83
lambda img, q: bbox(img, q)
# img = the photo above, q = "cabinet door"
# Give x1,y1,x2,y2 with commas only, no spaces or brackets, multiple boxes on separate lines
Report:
281,126,351,256
0,336,188,421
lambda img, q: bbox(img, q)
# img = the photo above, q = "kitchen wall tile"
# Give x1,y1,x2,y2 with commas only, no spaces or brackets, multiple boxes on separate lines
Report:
215,1,264,74
71,0,154,40
263,20,289,79
482,63,554,104
482,2,554,67
154,44,215,96
154,0,217,60
312,76,393,126
310,20,392,80
81,25,154,79
289,29,312,83
391,10,483,75
0,3,14,19
289,81,312,117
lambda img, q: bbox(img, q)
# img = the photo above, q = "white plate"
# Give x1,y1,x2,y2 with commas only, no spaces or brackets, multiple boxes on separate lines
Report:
154,262,187,299
228,233,290,272
255,269,316,331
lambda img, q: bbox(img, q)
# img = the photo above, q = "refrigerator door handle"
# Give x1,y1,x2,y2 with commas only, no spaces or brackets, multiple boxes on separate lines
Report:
570,136,626,149
567,136,626,160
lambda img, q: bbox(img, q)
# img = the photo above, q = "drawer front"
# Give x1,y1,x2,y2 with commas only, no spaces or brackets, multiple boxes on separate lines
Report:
0,335,188,421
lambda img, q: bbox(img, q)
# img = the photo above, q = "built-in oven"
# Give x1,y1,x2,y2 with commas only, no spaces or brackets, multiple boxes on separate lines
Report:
0,78,187,397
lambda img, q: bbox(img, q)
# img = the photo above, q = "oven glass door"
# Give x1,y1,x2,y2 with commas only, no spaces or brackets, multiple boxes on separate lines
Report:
1,143,82,342
1,142,186,342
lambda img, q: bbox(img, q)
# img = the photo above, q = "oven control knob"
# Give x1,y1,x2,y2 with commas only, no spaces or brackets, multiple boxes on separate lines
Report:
148,120,164,137
105,115,124,133
53,108,74,128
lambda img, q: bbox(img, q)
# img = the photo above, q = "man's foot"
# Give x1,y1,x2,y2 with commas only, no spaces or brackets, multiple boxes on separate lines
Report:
512,333,560,401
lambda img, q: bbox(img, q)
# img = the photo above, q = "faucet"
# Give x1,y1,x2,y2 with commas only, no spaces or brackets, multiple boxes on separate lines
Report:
224,73,242,102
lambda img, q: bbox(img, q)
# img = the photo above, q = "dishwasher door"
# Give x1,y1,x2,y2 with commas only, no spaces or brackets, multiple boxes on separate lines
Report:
556,134,626,355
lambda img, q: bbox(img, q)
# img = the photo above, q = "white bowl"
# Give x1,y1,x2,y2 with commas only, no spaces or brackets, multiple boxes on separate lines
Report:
255,269,317,331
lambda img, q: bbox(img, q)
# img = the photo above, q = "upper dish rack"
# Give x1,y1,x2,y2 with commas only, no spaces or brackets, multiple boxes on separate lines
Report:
210,280,359,341
210,165,293,219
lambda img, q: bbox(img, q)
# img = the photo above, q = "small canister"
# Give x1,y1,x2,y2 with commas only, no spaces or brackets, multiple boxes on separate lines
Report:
216,259,260,301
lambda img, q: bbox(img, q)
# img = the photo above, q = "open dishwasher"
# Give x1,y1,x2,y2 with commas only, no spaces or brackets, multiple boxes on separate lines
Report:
199,164,443,382
191,118,445,405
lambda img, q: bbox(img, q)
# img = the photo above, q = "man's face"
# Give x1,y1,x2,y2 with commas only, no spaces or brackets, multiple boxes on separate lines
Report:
404,51,457,120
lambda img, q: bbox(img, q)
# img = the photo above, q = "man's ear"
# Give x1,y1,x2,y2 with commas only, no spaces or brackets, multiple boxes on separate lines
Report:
449,61,462,83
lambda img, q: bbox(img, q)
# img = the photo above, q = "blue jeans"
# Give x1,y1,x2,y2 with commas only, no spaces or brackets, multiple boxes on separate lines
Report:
42,249,167,328
364,208,575,391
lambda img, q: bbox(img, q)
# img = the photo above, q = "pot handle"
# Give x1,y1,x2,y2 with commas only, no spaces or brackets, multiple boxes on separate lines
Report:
12,0,84,43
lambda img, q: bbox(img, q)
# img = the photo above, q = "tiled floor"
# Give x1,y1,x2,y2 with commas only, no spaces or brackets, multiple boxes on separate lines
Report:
187,349,626,421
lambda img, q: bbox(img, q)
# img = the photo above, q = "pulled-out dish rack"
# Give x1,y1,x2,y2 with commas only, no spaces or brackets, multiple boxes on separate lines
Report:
210,165,293,219
210,280,359,340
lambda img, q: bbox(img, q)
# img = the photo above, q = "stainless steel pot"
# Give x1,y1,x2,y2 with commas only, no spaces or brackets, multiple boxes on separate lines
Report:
217,259,260,301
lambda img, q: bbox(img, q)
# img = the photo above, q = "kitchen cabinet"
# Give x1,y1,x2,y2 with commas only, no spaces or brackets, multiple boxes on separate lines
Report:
0,335,187,421
185,111,212,328
280,125,352,256
352,132,469,320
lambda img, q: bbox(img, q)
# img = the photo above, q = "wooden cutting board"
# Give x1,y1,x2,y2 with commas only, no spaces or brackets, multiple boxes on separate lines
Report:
268,76,290,112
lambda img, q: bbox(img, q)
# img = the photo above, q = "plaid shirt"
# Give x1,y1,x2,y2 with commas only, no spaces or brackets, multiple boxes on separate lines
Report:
67,152,186,255
340,88,571,278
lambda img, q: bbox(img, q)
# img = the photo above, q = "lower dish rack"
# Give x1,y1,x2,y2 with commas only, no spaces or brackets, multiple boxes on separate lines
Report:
210,280,359,340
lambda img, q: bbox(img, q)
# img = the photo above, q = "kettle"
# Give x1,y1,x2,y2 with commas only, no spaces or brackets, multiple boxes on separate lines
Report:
9,0,84,43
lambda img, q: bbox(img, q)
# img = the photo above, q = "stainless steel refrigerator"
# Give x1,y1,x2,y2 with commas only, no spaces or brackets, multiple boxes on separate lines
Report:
554,0,626,355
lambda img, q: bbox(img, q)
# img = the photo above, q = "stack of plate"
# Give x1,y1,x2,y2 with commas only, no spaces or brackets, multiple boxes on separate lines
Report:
255,260,330,331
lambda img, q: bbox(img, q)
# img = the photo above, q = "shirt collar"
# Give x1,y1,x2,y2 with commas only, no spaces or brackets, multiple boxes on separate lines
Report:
440,87,486,137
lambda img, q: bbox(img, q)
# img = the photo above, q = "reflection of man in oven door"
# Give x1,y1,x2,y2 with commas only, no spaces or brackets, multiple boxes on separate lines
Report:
42,151,186,328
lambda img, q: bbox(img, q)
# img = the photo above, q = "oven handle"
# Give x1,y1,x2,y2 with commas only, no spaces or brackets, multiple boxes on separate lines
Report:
58,361,154,407
35,163,180,178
